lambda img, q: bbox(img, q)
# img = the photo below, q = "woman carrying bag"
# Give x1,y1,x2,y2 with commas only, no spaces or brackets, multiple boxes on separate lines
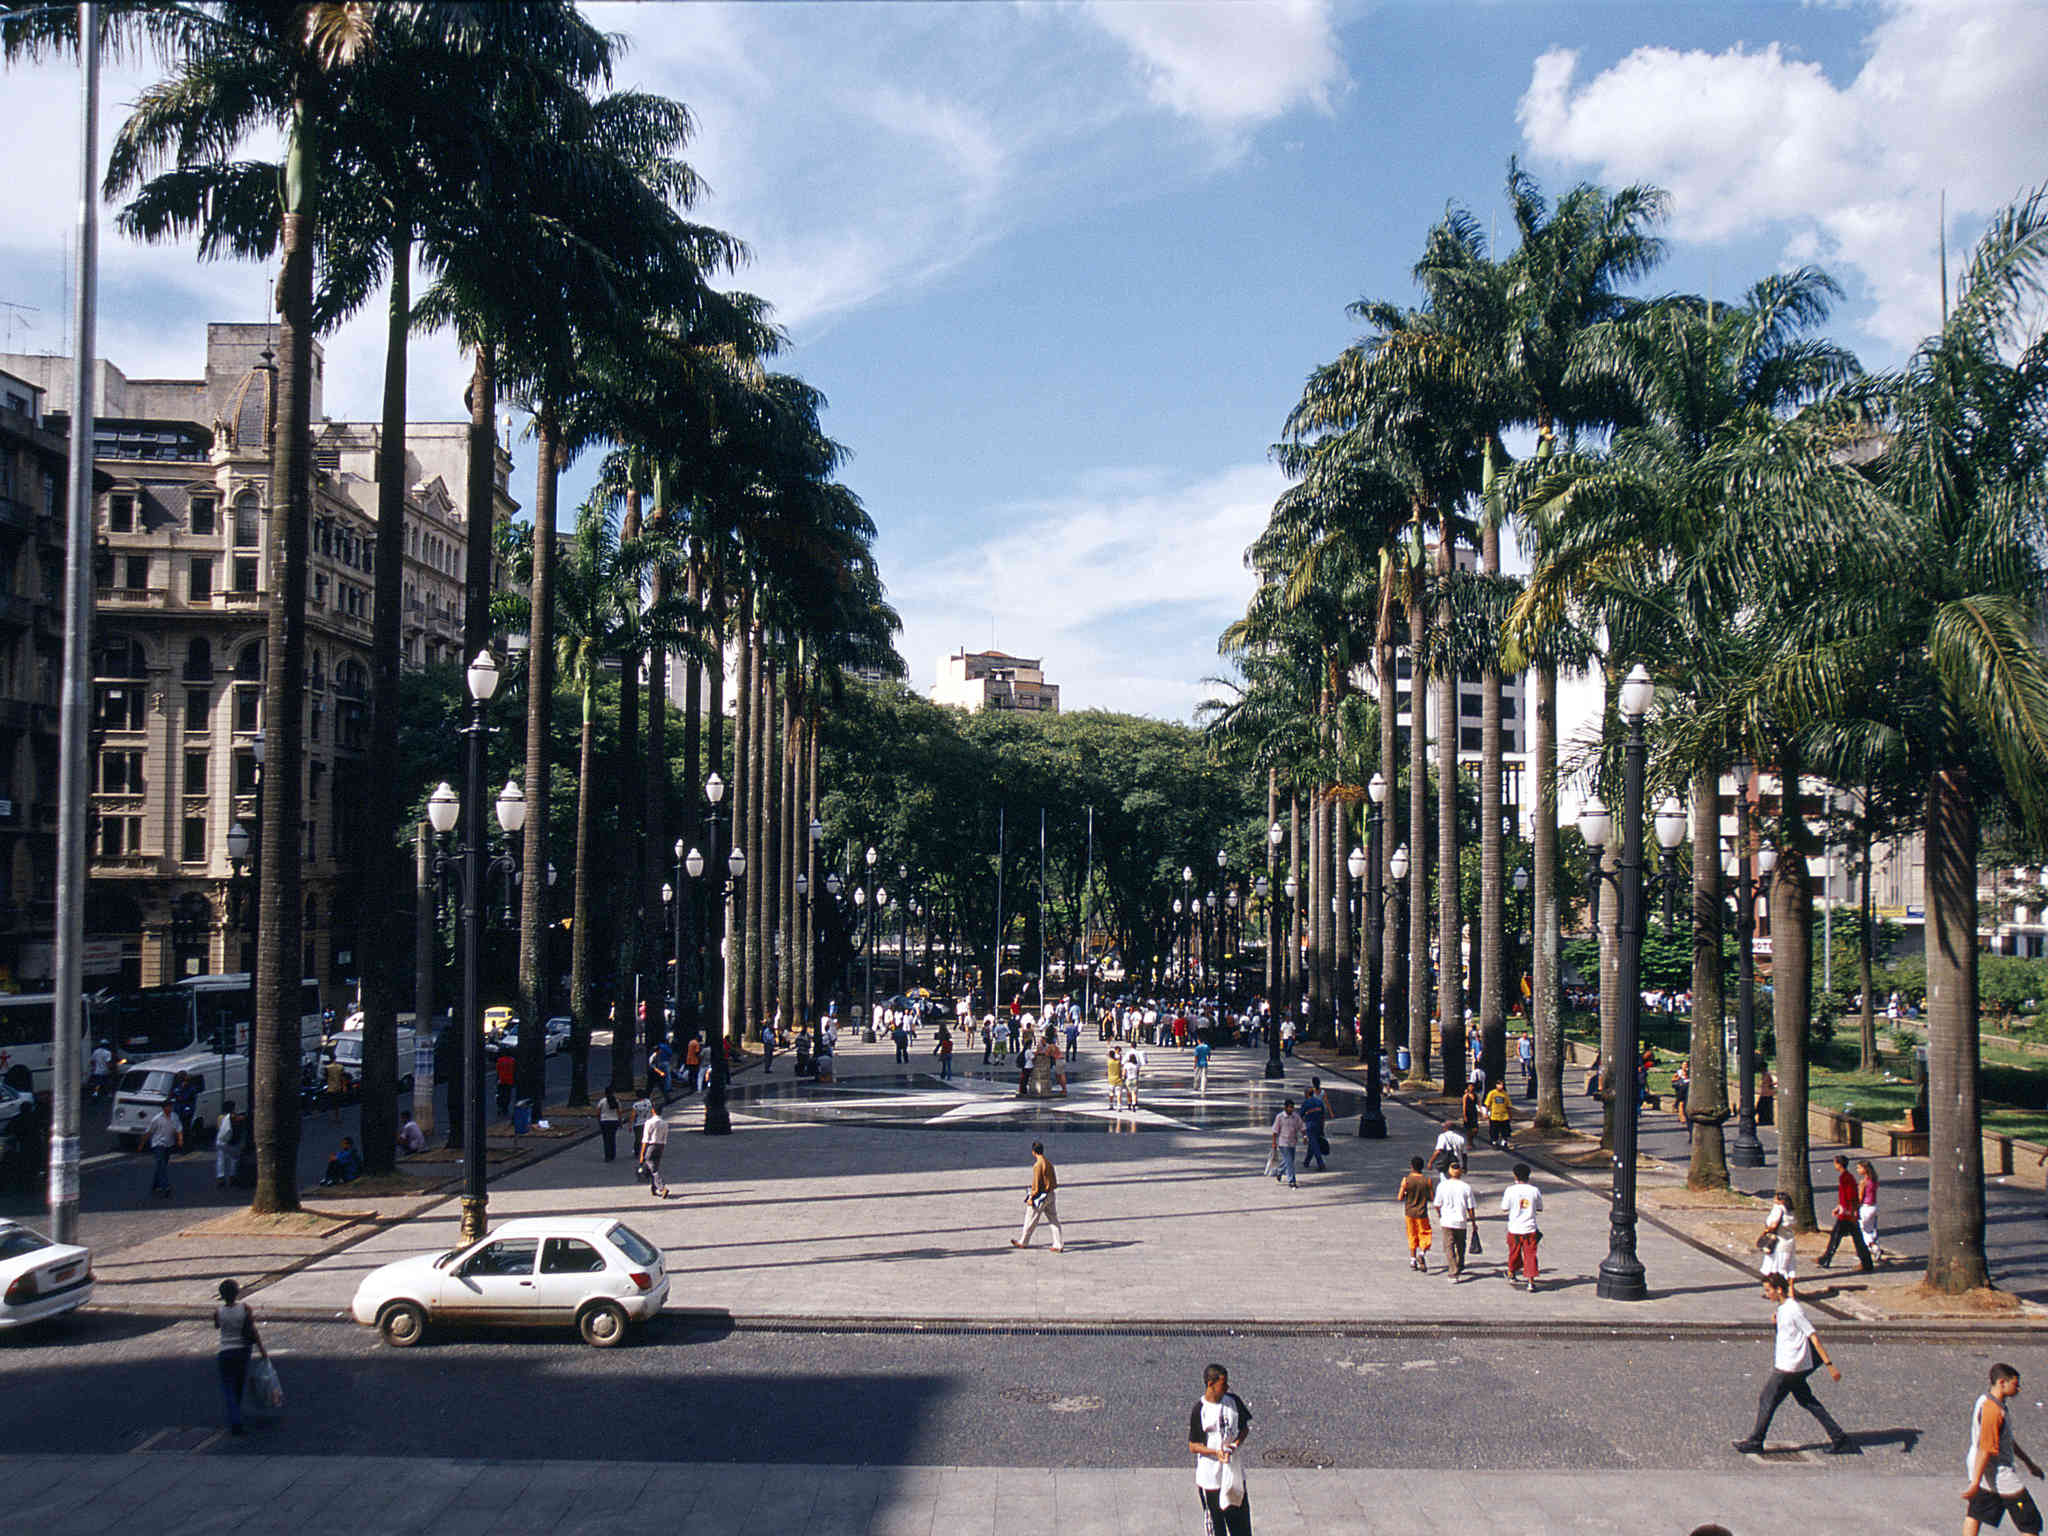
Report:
213,1279,274,1435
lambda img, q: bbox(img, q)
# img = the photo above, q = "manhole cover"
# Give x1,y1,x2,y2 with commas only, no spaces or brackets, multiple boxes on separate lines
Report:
1259,1445,1330,1469
1047,1395,1103,1413
999,1385,1043,1405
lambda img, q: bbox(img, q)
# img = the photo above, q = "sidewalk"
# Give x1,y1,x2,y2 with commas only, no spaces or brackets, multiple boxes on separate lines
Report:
4,1452,1959,1535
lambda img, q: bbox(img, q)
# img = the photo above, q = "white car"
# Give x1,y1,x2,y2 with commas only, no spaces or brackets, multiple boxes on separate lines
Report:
350,1216,667,1348
0,1221,92,1330
543,1017,572,1054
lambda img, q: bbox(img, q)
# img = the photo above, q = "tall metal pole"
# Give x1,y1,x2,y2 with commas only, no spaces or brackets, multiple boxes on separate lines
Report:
413,821,435,1138
1597,698,1650,1302
702,788,733,1136
1731,765,1765,1166
458,700,488,1243
47,3,100,1246
1358,797,1386,1135
991,808,1005,1020
1037,809,1047,1011
1081,806,1094,1020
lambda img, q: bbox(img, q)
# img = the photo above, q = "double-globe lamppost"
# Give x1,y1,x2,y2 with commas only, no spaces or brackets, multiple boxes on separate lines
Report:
424,650,526,1244
852,845,890,1043
1574,661,1656,1302
1725,764,1774,1167
1352,772,1409,1136
683,772,745,1135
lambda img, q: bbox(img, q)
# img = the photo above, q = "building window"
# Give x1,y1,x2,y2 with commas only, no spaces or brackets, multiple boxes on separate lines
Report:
1501,695,1517,720
95,814,142,859
233,492,261,548
97,748,144,794
184,750,208,794
233,750,258,794
182,638,211,680
190,495,216,536
1460,726,1483,753
181,816,206,864
185,688,210,734
92,684,144,733
107,492,134,533
123,555,149,591
233,686,259,734
188,557,212,604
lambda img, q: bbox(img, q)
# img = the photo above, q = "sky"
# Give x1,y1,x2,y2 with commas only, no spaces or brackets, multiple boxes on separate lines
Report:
4,0,2047,721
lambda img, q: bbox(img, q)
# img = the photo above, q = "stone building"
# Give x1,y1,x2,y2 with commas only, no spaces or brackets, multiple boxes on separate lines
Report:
931,648,1060,714
1,324,516,996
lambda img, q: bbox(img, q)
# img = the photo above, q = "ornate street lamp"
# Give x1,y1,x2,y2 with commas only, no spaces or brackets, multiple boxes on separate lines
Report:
1728,754,1768,1169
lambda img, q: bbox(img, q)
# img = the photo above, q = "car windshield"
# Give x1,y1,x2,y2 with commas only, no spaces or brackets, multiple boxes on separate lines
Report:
606,1224,661,1267
0,1224,53,1262
118,1069,171,1097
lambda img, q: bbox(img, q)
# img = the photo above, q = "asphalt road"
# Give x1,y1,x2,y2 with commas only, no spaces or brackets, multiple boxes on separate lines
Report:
0,1043,611,1258
0,1309,2018,1472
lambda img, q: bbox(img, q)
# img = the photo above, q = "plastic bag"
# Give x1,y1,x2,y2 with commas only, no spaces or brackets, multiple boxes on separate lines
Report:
244,1354,284,1417
1219,1458,1244,1508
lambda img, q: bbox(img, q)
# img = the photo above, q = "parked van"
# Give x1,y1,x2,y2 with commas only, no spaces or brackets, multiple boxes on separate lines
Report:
330,1025,418,1090
109,1048,251,1150
482,1007,515,1040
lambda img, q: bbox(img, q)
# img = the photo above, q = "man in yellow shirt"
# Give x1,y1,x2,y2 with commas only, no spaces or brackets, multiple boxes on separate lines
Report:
1484,1082,1514,1150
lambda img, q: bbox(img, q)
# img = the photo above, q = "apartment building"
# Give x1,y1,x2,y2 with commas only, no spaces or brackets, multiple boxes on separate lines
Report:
931,648,1060,714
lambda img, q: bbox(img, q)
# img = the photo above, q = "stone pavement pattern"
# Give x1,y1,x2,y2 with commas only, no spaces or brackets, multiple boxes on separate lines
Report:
253,1038,1772,1325
4,1454,1961,1535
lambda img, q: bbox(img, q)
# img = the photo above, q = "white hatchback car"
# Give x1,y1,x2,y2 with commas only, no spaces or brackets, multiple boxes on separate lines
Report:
351,1217,667,1348
0,1221,93,1330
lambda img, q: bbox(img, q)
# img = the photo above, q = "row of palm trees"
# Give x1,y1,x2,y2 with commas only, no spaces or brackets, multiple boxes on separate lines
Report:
5,3,898,1210
1216,159,2048,1293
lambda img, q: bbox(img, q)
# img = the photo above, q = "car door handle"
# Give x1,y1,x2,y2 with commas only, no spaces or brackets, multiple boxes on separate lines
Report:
519,1280,534,1287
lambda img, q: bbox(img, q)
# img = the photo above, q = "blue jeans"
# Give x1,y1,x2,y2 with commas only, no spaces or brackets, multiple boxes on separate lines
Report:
150,1145,173,1195
218,1347,250,1430
1276,1145,1297,1185
940,1055,954,1078
1302,1123,1327,1169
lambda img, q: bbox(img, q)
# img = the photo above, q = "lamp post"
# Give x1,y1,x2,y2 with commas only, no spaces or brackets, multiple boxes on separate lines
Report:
425,651,524,1244
684,771,744,1135
825,869,844,1013
1266,818,1284,1001
863,846,880,1039
1576,661,1655,1301
898,862,911,1002
1225,887,1239,1011
1654,797,1688,930
1729,758,1770,1166
224,730,265,974
1181,865,1194,995
1513,864,1532,1099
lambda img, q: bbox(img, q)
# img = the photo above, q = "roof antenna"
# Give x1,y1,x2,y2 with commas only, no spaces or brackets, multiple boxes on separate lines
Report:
1939,187,1950,325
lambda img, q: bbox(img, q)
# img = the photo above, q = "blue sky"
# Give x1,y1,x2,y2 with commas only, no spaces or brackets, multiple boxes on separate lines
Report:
6,1,2045,718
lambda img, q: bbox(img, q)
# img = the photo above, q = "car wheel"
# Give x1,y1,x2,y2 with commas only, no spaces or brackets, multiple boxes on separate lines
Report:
378,1300,428,1348
577,1299,628,1348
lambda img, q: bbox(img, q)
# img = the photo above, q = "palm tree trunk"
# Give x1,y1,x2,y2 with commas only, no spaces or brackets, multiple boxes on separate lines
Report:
1858,823,1878,1074
746,625,770,1038
728,603,753,1038
1478,491,1505,1090
676,558,701,1055
1264,771,1278,1002
253,104,314,1214
805,702,821,1022
1306,782,1327,1043
516,412,559,1113
1773,743,1817,1230
1926,761,1989,1290
1437,623,1464,1099
568,680,594,1105
1332,777,1354,1051
706,558,728,1047
643,530,668,1059
1287,795,1301,1008
1379,607,1403,1067
1688,762,1729,1189
779,667,798,1029
1532,662,1565,1130
609,498,641,1098
358,224,410,1177
1406,567,1432,1085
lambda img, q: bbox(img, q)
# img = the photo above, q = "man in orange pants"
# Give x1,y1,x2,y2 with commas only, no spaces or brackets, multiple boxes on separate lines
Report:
1398,1155,1434,1273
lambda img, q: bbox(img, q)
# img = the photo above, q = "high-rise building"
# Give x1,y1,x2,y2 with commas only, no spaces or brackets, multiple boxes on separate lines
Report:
1,324,518,995
931,648,1059,713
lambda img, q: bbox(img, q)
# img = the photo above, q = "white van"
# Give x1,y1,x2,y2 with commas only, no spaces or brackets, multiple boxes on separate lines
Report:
109,1048,251,1149
330,1025,418,1090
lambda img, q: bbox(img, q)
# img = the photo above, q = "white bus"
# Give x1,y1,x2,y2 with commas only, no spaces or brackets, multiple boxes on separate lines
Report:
101,975,324,1068
0,993,96,1096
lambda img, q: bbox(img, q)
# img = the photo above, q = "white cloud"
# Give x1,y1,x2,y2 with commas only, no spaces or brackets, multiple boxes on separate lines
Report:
888,461,1280,720
1080,0,1346,130
1517,1,2048,349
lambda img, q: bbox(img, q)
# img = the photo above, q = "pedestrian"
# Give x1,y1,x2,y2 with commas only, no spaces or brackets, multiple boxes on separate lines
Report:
1857,1160,1883,1262
891,1013,909,1065
1671,1061,1690,1120
1428,1120,1468,1174
1280,1017,1296,1056
1485,1082,1513,1149
1106,1044,1125,1110
1500,1161,1544,1291
1124,1044,1145,1110
1269,1098,1305,1189
1193,1036,1211,1094
214,1099,240,1189
1757,1064,1776,1126
1517,1032,1534,1093
1431,1160,1477,1280
1966,1362,2044,1536
143,1096,182,1200
212,1279,270,1436
937,1027,955,1079
325,1057,349,1122
1049,1034,1067,1095
1818,1154,1875,1271
1188,1362,1254,1536
1759,1189,1798,1286
638,1105,670,1199
1299,1080,1329,1171
1398,1155,1435,1272
1010,1139,1064,1252
1734,1271,1851,1454
596,1088,621,1162
1016,1030,1036,1096
494,1049,516,1119
761,1015,777,1073
649,1038,674,1102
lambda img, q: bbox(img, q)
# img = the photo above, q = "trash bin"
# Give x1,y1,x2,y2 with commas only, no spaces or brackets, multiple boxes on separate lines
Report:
512,1098,533,1135
1396,1046,1412,1074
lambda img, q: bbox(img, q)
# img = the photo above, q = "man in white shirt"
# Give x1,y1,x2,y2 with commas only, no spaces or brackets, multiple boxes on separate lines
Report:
1500,1162,1544,1291
1187,1362,1253,1536
214,1101,240,1188
1431,1161,1477,1279
144,1101,182,1199
638,1107,670,1199
1967,1362,2044,1536
1270,1099,1306,1189
88,1041,114,1100
1735,1272,1850,1454
1428,1120,1469,1174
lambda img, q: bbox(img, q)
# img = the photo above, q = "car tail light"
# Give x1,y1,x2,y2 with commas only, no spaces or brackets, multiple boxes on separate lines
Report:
4,1275,33,1304
628,1271,653,1292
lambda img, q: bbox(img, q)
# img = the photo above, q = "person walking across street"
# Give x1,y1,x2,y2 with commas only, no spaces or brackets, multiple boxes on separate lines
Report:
495,1049,516,1119
1966,1362,2044,1535
213,1279,270,1436
1010,1139,1064,1252
1734,1271,1851,1454
1500,1162,1544,1291
1270,1099,1305,1189
638,1105,670,1199
214,1101,240,1189
1760,1189,1799,1286
1858,1160,1884,1262
1428,1120,1468,1174
1188,1362,1254,1536
1399,1156,1435,1272
936,1027,954,1079
1485,1082,1514,1150
1818,1154,1875,1271
1106,1045,1125,1110
1299,1080,1329,1172
1193,1036,1211,1094
1431,1160,1477,1280
596,1089,621,1163
144,1098,182,1200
